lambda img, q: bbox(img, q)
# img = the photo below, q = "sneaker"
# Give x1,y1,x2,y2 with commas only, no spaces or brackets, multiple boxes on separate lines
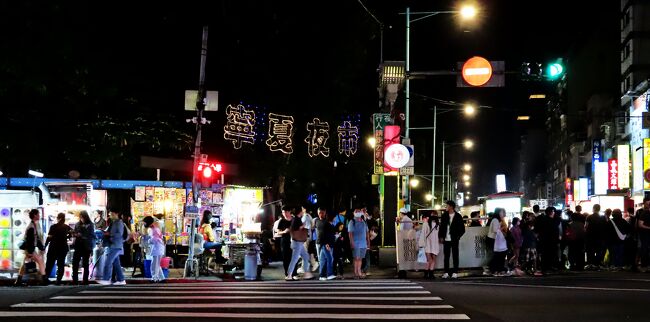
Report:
442,273,450,279
112,280,127,285
364,272,372,276
297,267,305,275
292,276,301,281
311,261,319,272
96,280,112,285
319,277,327,281
451,273,458,279
327,275,337,280
285,276,293,281
303,272,314,280
505,271,513,277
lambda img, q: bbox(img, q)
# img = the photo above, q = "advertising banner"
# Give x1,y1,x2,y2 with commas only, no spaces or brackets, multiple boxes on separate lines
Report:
618,145,630,189
373,113,391,174
609,159,619,190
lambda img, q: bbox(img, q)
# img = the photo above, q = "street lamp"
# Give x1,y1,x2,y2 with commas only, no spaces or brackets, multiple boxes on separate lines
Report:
464,139,475,149
367,137,376,148
425,193,433,201
440,140,474,203
463,163,472,171
460,5,478,19
464,104,476,117
464,181,471,187
410,178,420,188
462,174,471,181
403,4,478,139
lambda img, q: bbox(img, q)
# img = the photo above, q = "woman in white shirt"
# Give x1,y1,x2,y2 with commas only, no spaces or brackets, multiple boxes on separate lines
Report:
491,210,509,276
419,211,441,279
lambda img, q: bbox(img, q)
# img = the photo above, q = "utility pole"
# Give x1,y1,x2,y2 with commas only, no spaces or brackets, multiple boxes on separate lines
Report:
185,25,209,278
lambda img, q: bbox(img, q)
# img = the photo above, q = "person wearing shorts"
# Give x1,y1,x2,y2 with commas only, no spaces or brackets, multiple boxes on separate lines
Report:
348,206,369,279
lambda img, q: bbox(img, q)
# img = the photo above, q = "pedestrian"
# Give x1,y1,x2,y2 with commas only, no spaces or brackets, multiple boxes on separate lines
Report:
72,211,95,285
301,206,319,273
566,211,586,271
286,206,312,280
537,207,561,273
398,208,413,231
348,205,369,279
333,222,346,279
143,216,166,282
362,207,378,275
508,217,523,270
439,200,465,279
608,209,629,270
492,211,509,276
469,211,482,227
521,218,541,276
585,204,606,270
93,210,107,230
44,212,72,285
272,214,283,262
98,209,126,285
635,198,650,272
624,207,638,270
200,210,224,262
15,209,46,286
532,205,542,217
315,207,336,280
418,211,440,279
276,206,293,278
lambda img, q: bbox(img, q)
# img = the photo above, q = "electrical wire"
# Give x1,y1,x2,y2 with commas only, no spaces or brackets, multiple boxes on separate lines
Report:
355,0,382,26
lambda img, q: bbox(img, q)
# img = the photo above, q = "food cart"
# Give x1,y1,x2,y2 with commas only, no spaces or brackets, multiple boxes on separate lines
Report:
220,186,264,280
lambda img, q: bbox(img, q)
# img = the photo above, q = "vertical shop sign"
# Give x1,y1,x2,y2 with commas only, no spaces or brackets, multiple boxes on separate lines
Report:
617,145,630,189
608,159,619,190
373,114,391,174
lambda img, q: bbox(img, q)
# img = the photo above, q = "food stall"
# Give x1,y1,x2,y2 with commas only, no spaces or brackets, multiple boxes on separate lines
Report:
220,186,264,280
0,190,40,275
131,186,187,245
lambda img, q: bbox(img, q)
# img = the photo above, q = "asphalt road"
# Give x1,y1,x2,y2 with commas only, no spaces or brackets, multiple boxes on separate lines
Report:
0,272,647,321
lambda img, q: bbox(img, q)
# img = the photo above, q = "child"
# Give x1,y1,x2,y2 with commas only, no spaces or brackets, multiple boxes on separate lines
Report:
508,218,523,270
521,219,542,276
333,222,346,279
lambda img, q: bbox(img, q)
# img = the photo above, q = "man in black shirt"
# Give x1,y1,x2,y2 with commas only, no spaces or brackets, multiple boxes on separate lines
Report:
585,204,605,269
44,213,72,285
275,206,293,278
315,207,335,280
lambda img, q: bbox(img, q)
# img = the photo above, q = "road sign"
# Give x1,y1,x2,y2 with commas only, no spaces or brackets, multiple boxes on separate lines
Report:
458,59,504,87
461,56,492,86
185,205,200,218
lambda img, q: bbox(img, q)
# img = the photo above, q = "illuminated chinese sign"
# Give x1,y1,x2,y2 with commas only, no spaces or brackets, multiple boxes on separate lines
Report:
373,114,391,174
645,139,650,190
565,178,573,205
609,159,619,190
617,145,630,189
223,104,256,149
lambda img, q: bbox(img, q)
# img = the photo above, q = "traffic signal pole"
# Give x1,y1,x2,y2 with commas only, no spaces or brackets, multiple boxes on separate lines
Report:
185,25,209,278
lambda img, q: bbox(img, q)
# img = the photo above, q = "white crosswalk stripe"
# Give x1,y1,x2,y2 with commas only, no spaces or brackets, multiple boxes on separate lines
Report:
1,279,471,321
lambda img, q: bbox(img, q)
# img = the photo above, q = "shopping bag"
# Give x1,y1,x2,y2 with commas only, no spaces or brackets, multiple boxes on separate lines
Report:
417,248,427,264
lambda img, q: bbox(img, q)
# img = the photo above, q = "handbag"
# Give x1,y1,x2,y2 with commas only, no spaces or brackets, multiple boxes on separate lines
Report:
417,248,427,263
24,260,38,275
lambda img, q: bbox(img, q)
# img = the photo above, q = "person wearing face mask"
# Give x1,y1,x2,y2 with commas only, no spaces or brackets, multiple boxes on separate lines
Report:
348,205,370,279
362,207,378,275
397,208,413,231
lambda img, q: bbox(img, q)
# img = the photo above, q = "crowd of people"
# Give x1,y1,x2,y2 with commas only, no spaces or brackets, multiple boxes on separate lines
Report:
481,197,650,277
272,204,380,281
13,207,185,286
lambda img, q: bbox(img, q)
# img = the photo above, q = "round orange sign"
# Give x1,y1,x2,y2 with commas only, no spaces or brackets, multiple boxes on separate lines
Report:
462,56,493,86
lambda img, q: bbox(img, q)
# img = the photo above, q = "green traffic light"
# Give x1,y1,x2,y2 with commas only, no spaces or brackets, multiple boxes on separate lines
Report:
548,63,564,78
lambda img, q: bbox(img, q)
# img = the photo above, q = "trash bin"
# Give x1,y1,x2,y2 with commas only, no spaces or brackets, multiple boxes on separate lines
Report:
244,250,258,281
143,259,152,278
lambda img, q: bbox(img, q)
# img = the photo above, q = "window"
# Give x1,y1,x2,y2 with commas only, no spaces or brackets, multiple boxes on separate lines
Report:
622,8,631,30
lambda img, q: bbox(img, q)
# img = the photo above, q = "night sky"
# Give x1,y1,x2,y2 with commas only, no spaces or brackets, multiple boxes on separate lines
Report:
0,1,619,207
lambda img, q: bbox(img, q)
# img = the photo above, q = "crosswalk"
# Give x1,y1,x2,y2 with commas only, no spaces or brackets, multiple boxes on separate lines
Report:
0,280,470,321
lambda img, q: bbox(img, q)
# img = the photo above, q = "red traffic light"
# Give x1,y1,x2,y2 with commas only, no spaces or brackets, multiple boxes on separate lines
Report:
197,162,223,178
202,166,213,178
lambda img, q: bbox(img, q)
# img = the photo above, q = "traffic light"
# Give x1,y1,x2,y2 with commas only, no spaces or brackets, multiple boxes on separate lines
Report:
547,59,565,80
197,162,223,187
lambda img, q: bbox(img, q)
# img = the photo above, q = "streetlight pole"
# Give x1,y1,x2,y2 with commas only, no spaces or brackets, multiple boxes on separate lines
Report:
442,140,445,203
405,7,411,139
432,106,437,208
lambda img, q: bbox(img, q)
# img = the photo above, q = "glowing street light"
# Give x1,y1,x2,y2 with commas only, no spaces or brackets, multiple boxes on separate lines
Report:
464,181,471,187
410,178,420,188
462,174,471,181
460,5,478,19
464,139,474,150
425,193,433,201
463,163,472,171
464,104,476,117
367,137,376,148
